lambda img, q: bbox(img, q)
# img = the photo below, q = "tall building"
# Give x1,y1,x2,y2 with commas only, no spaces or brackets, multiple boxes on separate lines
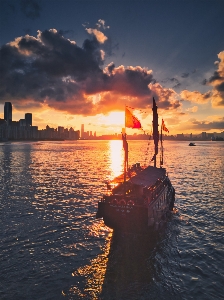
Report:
25,113,32,126
202,132,207,140
4,102,12,125
81,124,84,138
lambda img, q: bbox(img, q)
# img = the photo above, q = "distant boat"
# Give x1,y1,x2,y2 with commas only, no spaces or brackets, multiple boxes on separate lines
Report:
96,98,175,234
189,142,196,146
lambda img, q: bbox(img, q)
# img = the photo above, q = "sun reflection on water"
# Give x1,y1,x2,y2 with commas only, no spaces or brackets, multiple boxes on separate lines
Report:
69,226,113,299
108,140,123,180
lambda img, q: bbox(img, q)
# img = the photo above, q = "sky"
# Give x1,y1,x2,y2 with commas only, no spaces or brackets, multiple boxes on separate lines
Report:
0,0,224,135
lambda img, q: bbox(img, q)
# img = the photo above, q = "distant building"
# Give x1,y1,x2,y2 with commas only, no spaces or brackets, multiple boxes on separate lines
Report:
176,133,184,139
4,102,12,125
81,124,84,138
25,113,32,126
202,132,207,139
58,126,64,138
68,127,80,140
207,133,214,140
19,119,26,126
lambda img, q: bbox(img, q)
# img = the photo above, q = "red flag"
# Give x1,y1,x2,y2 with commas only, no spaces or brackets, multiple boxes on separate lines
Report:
125,107,142,129
162,119,169,133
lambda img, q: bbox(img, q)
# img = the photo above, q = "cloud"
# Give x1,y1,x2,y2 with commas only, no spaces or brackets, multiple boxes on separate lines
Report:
161,77,181,89
96,19,110,30
179,51,224,108
180,90,212,103
188,117,224,131
19,0,42,20
85,28,108,44
186,106,198,113
0,28,182,116
207,51,224,107
148,83,180,110
181,73,189,78
0,29,104,113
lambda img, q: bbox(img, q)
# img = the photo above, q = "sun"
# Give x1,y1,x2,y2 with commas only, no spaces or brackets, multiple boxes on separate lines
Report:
103,111,125,126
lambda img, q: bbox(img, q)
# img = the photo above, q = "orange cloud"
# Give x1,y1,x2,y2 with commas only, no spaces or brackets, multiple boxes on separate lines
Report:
179,51,224,108
207,51,224,107
85,28,108,43
186,106,198,113
180,90,211,103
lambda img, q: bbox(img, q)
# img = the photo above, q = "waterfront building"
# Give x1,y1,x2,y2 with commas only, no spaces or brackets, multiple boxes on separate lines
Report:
4,102,12,125
81,124,84,138
202,132,207,139
19,119,26,126
25,113,32,126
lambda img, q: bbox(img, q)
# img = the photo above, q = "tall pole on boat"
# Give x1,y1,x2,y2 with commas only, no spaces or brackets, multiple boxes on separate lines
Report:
152,98,159,168
160,124,163,166
122,131,128,196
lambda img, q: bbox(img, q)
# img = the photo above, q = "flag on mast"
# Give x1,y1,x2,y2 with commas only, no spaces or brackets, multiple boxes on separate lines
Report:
162,119,169,133
125,107,142,129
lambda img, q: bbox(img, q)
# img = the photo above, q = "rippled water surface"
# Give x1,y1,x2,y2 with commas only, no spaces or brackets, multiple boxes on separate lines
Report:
0,140,223,299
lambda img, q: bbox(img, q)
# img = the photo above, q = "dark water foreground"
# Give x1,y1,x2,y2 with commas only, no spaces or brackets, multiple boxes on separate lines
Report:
0,140,223,299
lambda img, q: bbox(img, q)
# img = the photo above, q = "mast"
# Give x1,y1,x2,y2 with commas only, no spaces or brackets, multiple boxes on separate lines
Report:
160,124,163,166
122,132,128,196
152,98,159,167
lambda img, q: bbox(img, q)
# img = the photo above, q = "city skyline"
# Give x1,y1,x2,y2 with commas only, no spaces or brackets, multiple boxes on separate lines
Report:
1,101,223,141
0,1,224,135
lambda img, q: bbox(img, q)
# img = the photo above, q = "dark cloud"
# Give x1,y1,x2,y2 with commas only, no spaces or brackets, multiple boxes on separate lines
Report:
181,73,189,78
190,118,224,131
58,29,74,37
206,51,224,107
208,71,222,83
202,79,207,85
162,77,181,89
0,29,180,115
20,0,42,20
216,82,224,92
103,37,119,57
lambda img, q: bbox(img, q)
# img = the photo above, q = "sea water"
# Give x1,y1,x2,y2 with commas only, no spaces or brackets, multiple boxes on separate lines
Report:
0,140,223,300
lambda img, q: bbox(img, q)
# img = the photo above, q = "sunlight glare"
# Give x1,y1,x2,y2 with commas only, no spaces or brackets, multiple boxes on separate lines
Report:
103,111,125,126
109,140,123,179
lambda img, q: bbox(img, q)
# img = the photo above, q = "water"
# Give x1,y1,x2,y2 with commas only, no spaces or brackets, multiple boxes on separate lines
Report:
0,140,223,300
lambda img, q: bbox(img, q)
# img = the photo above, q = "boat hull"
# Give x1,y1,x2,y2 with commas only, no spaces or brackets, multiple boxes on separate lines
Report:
96,185,175,234
97,202,148,233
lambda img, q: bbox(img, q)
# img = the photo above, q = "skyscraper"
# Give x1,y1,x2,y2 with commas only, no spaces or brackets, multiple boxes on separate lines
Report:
25,113,32,126
4,102,12,125
81,124,84,138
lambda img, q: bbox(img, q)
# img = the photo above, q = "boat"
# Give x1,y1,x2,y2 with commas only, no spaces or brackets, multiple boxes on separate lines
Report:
189,142,196,146
96,98,175,233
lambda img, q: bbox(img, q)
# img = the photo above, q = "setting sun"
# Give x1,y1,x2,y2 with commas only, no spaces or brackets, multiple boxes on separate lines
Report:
101,111,125,126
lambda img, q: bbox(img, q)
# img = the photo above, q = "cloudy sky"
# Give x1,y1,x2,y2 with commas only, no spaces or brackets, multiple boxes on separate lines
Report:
0,0,224,135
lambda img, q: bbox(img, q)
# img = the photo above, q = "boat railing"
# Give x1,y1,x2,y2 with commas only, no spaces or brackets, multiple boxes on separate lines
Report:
147,182,168,206
102,194,145,207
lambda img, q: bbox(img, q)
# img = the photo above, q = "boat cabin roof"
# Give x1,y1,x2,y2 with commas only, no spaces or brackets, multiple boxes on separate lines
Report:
127,166,166,188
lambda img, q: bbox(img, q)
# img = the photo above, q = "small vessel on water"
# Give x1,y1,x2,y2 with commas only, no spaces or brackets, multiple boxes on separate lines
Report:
189,142,196,146
96,98,175,233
